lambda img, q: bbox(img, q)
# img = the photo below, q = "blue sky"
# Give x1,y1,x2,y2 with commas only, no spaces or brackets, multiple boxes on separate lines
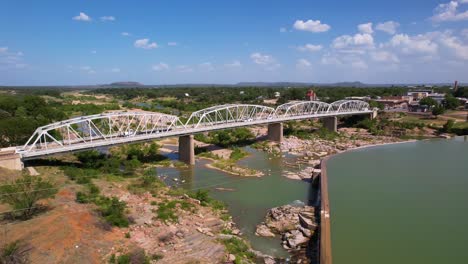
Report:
1,0,468,85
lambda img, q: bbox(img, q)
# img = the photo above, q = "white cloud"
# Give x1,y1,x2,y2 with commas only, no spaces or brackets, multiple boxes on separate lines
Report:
280,27,287,33
100,16,115,22
351,60,368,70
250,53,280,70
73,12,91,22
111,68,121,73
199,62,215,71
296,58,312,68
176,65,193,73
134,39,158,49
152,63,169,71
431,1,468,22
0,47,28,70
375,21,400,35
439,34,468,59
370,51,400,63
167,42,178,46
462,28,468,38
358,23,373,34
321,53,342,65
225,60,242,68
390,34,438,54
121,32,131,37
297,44,323,52
79,66,95,74
332,33,374,51
250,52,275,65
293,19,331,33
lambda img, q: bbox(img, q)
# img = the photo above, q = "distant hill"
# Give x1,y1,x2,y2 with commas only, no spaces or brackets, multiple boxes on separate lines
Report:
108,81,144,87
235,81,369,87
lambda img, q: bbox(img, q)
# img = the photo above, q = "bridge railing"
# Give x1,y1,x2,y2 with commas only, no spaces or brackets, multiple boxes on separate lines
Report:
17,100,371,156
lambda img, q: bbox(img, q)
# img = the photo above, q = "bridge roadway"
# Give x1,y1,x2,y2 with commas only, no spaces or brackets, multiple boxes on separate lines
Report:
20,110,372,160
0,100,376,170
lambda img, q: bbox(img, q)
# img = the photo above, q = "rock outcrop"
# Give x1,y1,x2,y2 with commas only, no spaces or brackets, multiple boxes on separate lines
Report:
255,203,317,251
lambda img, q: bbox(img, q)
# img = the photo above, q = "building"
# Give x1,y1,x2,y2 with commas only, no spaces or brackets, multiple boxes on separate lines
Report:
375,96,413,109
306,90,317,101
408,102,430,113
407,90,433,100
427,93,446,105
345,96,371,101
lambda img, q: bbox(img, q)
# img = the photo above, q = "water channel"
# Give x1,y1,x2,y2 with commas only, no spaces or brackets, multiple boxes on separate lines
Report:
158,146,312,258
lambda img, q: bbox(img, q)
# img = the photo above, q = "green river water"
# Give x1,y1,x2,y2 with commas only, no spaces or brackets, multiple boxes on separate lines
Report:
327,137,468,264
158,147,311,258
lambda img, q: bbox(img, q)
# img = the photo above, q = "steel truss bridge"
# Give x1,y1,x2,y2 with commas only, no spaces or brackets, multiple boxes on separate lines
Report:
16,100,372,160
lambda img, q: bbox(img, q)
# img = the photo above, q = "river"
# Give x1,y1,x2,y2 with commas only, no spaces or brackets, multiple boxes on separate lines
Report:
158,146,312,258
327,137,468,264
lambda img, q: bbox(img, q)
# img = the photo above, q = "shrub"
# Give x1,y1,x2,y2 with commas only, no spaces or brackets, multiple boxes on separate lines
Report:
442,119,455,133
189,190,211,206
0,174,57,220
220,237,255,263
96,197,129,227
156,201,178,223
0,240,30,264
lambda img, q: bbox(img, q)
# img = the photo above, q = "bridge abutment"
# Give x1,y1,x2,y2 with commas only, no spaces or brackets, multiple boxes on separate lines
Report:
369,110,378,120
178,135,195,165
0,147,23,171
323,117,337,133
268,123,283,142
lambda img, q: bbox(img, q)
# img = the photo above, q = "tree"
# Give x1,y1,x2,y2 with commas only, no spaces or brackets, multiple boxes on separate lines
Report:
442,119,455,133
444,94,460,110
419,97,437,107
432,105,446,118
0,174,57,219
368,100,384,110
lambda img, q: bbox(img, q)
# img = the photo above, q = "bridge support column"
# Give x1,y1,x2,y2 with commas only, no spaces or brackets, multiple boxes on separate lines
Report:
369,110,378,120
323,117,337,133
0,147,23,171
268,123,283,143
178,135,195,165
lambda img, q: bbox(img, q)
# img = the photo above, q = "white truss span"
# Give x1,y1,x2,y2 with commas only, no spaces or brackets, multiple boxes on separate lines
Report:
17,100,372,159
186,104,276,128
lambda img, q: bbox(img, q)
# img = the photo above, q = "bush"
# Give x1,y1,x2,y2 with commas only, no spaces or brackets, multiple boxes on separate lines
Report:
96,197,129,227
229,147,248,161
0,240,30,264
189,190,211,206
0,174,57,220
432,105,446,117
156,201,178,223
442,119,455,133
221,237,255,263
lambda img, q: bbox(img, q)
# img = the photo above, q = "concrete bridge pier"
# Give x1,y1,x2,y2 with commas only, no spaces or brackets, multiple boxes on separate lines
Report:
323,117,338,133
370,110,378,120
268,123,283,142
0,147,23,171
178,135,195,165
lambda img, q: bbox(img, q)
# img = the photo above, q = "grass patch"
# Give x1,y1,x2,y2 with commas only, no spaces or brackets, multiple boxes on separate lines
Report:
155,200,196,223
220,237,256,263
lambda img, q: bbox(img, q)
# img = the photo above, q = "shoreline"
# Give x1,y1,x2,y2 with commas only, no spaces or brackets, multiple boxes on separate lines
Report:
318,139,417,264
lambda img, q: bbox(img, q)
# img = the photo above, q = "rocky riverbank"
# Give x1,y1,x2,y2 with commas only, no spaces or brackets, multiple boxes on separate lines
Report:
279,129,405,181
255,203,318,262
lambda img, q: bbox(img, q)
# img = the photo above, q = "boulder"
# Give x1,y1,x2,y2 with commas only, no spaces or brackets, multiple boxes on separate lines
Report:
255,224,276,237
286,230,308,248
